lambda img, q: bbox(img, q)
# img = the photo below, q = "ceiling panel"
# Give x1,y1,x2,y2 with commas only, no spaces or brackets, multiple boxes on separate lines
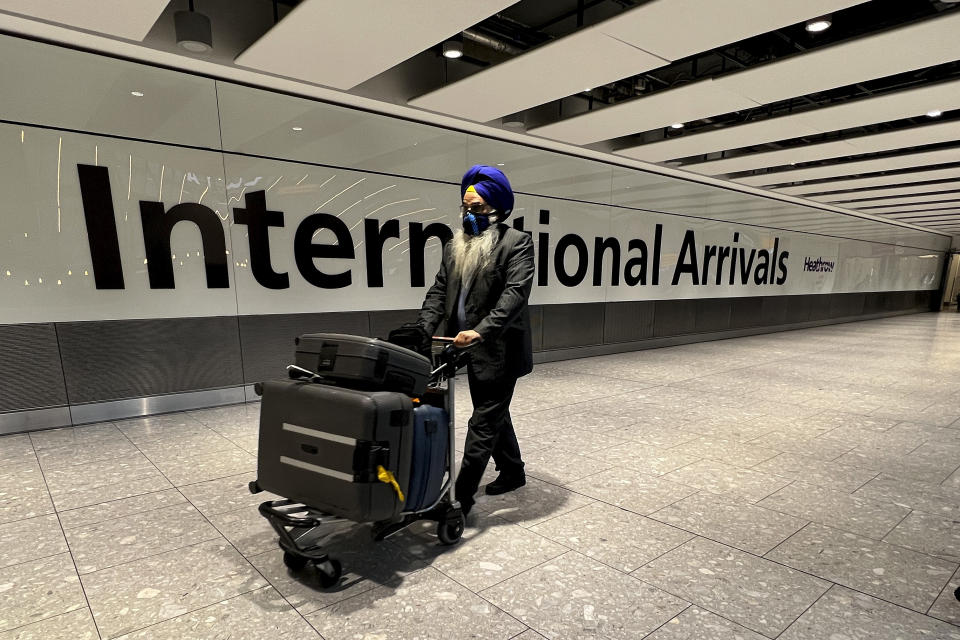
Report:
532,79,758,145
409,0,865,123
775,166,960,196
859,202,960,213
736,147,960,186
536,11,960,146
621,79,960,162
724,14,960,104
682,120,960,175
409,31,665,123
840,191,960,209
235,0,515,90
0,0,168,40
821,181,960,203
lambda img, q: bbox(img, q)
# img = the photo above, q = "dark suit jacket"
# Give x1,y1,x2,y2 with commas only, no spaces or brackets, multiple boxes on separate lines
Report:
418,224,535,382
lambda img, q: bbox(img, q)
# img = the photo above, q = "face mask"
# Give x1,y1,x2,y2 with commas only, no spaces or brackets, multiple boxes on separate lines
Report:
462,212,492,236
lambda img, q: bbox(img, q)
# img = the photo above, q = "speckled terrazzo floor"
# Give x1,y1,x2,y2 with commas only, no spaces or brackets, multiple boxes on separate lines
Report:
2,313,959,639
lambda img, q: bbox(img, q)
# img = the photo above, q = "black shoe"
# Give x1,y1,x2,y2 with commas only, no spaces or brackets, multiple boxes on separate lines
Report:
485,474,526,496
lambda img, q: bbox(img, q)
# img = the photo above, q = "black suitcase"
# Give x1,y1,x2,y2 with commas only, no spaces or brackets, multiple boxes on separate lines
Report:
405,405,450,511
256,379,414,522
295,333,431,396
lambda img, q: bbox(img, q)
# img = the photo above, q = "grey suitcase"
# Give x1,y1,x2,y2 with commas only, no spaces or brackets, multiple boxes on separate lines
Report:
295,333,431,396
256,379,413,522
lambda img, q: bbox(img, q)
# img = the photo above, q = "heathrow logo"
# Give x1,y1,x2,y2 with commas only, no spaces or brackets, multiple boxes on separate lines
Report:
802,257,836,273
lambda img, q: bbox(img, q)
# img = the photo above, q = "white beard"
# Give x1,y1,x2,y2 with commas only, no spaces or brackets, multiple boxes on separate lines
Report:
451,227,497,283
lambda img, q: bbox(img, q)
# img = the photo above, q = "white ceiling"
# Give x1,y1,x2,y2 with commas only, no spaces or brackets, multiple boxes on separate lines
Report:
824,182,960,202
0,0,168,40
776,167,960,196
530,11,960,144
680,120,960,175
839,191,960,209
234,0,517,90
409,0,865,123
736,148,960,186
619,78,960,162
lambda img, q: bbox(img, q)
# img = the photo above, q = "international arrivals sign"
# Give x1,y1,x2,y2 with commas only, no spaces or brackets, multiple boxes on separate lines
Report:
78,164,794,294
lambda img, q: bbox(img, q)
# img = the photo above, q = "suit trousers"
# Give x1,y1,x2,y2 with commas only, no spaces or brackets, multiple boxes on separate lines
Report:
454,368,524,510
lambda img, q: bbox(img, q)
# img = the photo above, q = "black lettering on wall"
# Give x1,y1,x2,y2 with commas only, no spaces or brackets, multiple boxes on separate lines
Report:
294,214,354,288
624,239,648,286
701,245,718,286
753,249,770,285
537,209,550,287
593,237,621,286
409,222,453,287
77,164,125,289
364,218,400,287
671,229,700,286
770,238,779,286
776,251,790,285
652,224,662,286
139,202,229,289
233,190,288,289
738,247,756,285
554,234,588,287
716,246,731,285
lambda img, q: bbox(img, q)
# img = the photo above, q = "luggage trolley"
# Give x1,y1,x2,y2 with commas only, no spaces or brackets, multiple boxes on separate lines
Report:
248,338,471,586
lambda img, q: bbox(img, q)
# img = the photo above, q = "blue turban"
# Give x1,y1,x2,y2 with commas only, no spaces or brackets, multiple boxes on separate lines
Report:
460,165,514,220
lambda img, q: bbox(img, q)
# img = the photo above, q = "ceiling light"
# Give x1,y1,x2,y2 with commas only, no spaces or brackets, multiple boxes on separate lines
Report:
805,15,832,33
291,126,303,131
442,40,463,59
175,2,213,53
502,113,525,129
670,123,684,129
130,91,144,97
927,110,943,118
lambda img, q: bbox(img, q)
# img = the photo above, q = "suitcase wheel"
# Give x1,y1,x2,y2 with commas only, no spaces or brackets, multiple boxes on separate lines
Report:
316,558,343,588
437,515,465,546
283,551,309,571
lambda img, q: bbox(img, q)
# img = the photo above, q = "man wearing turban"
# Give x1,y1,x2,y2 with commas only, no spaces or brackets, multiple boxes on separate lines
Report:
417,165,535,516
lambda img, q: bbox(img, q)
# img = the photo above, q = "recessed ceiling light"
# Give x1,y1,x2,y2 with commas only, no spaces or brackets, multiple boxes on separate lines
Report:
291,126,303,131
130,91,144,97
806,15,832,32
175,6,213,53
670,123,684,129
442,40,463,59
927,110,943,118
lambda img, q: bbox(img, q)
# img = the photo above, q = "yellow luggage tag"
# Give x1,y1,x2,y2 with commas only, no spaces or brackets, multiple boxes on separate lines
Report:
376,465,405,502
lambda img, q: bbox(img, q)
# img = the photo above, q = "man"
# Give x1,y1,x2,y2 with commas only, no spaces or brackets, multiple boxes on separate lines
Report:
418,165,535,516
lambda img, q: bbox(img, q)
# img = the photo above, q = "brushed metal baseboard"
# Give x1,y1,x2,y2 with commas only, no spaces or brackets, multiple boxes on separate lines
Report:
533,309,925,364
0,407,73,435
69,387,247,425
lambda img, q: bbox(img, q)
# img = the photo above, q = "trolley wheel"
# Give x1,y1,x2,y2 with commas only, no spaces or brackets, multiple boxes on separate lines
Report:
316,558,342,588
283,550,309,571
954,585,959,601
437,515,465,545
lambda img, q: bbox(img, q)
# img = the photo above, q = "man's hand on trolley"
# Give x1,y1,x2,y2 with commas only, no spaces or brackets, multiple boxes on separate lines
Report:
453,330,482,348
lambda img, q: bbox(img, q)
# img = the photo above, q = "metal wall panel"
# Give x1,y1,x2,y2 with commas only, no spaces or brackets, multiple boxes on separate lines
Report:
761,297,789,326
0,323,67,411
603,301,656,343
729,297,765,329
785,294,813,323
694,299,732,333
529,305,544,353
238,311,369,384
653,299,697,336
541,303,605,350
57,317,244,403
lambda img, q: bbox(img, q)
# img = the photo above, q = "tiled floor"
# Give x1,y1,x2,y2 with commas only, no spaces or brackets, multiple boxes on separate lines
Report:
2,313,960,639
